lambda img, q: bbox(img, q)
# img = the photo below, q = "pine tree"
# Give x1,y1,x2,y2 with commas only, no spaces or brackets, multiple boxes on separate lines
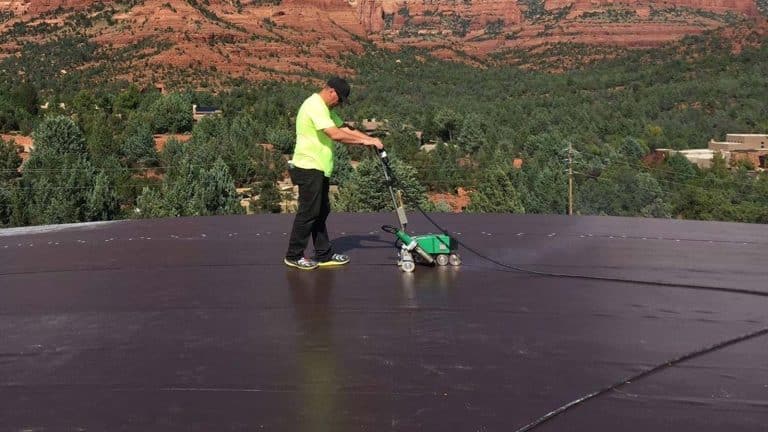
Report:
467,165,525,213
136,156,243,218
136,186,172,219
122,121,158,167
456,113,488,155
197,158,243,215
31,115,87,157
85,113,120,160
0,181,12,226
87,171,119,221
150,93,193,134
16,116,119,225
383,126,420,161
0,138,21,182
618,136,649,161
334,156,427,212
432,108,460,142
330,142,353,186
266,126,294,155
521,164,567,214
256,181,282,213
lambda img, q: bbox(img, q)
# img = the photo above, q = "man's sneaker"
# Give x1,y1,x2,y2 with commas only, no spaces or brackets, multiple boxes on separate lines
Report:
284,257,319,270
317,253,350,267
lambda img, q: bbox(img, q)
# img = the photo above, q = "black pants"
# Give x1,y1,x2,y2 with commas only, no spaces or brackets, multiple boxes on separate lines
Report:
285,167,334,261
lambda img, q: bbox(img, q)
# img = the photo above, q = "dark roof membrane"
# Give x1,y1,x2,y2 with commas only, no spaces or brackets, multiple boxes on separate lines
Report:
1,214,767,430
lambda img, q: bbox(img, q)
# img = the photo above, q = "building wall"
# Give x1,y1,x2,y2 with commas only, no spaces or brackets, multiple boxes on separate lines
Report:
709,140,755,151
724,134,768,149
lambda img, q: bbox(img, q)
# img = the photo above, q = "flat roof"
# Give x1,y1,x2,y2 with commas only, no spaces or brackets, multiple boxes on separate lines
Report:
1,214,767,430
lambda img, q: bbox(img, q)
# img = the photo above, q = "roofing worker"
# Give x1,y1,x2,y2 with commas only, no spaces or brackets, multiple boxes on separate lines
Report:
284,77,384,270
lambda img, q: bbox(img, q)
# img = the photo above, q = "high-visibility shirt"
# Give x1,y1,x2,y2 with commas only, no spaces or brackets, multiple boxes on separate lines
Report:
291,93,342,177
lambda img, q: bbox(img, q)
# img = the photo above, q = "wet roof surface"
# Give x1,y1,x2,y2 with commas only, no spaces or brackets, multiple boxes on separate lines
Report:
1,213,767,431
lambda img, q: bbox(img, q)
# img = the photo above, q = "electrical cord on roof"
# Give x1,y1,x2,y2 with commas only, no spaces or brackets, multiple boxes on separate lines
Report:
416,203,768,298
383,164,768,299
385,169,768,430
512,324,768,431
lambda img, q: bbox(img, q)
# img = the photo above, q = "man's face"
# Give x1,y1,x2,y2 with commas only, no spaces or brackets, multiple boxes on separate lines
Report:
329,88,342,108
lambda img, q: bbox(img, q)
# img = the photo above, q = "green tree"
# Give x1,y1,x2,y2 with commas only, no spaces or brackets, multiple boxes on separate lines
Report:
85,113,120,159
252,145,286,184
617,136,649,160
577,165,670,217
256,181,282,213
520,164,567,214
136,154,243,218
31,115,87,156
330,142,353,186
456,113,488,155
70,89,97,126
113,85,142,116
0,182,12,226
334,156,427,212
266,126,294,155
87,171,119,221
467,165,525,213
432,108,461,142
416,142,469,193
194,158,243,215
135,186,172,218
0,97,21,132
1,138,21,182
664,152,697,184
11,82,38,116
383,125,420,161
15,116,120,225
150,93,193,133
122,120,158,167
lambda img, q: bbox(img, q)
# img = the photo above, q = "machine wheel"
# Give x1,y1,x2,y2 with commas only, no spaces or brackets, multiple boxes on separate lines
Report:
449,253,462,266
401,261,416,272
435,254,450,266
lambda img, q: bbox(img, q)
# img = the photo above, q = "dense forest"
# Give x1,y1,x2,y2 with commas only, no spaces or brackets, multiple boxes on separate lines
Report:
1,29,767,227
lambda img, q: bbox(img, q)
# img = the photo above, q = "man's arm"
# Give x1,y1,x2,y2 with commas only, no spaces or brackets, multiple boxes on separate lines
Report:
324,126,383,149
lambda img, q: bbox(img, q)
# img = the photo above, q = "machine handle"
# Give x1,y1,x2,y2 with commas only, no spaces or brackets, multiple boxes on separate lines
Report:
377,148,389,163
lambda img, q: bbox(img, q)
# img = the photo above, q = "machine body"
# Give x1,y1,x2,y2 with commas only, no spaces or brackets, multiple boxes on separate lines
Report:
375,149,461,272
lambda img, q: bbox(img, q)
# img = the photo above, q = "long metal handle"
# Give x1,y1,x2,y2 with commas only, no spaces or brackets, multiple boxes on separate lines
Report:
375,148,407,230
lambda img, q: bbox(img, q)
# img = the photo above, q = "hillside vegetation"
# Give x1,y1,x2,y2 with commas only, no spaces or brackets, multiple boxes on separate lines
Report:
1,30,767,226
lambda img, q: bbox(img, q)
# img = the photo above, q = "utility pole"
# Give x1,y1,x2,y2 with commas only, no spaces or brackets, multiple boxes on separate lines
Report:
562,142,576,216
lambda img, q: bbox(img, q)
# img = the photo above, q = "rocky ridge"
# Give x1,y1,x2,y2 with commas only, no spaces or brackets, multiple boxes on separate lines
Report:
0,0,764,86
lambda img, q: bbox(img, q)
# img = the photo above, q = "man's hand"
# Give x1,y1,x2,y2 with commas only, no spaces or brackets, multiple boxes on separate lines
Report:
325,126,384,149
367,137,384,150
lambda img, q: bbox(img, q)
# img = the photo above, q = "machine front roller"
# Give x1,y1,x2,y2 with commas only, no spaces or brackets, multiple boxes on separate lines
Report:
399,251,416,273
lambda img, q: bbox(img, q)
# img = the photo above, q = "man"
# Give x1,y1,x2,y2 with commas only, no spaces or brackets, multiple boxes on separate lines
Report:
284,77,384,270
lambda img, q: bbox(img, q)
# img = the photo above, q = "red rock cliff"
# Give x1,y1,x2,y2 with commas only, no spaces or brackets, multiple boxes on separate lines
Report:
544,0,759,16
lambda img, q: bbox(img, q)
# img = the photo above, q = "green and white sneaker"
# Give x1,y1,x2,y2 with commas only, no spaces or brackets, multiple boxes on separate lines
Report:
317,253,350,267
284,257,319,270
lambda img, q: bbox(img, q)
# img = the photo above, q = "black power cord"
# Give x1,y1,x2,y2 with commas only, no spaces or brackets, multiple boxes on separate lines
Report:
378,155,768,299
413,205,768,298
376,150,768,430
513,325,768,432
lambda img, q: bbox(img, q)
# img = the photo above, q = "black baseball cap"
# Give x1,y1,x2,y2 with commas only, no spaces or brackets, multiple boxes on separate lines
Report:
327,76,350,104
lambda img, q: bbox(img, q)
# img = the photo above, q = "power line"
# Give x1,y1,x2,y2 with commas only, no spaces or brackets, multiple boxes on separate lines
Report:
574,171,768,204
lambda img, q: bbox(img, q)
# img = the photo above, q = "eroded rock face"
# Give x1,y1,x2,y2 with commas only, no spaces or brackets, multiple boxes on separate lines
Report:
0,0,763,84
3,0,101,15
544,0,760,16
354,0,523,32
